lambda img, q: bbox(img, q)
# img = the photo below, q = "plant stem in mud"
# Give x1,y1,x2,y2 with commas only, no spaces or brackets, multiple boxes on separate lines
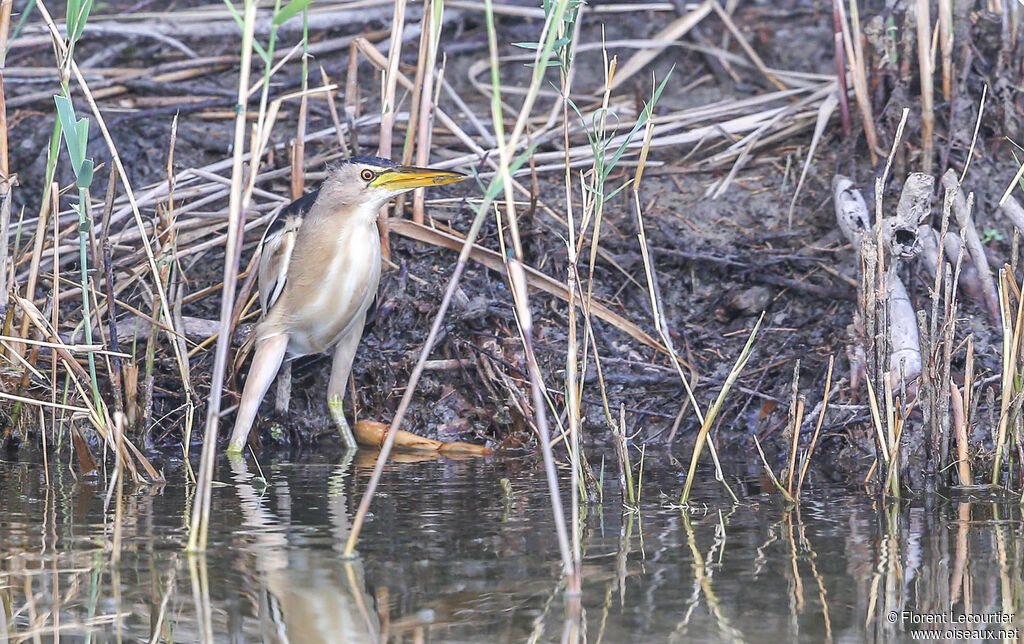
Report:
188,0,257,553
681,315,763,505
76,187,102,414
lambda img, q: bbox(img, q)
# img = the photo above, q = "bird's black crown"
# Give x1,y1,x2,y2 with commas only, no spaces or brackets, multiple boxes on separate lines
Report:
341,155,399,168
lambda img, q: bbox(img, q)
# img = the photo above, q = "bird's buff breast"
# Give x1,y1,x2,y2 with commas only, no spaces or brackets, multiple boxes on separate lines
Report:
261,218,381,357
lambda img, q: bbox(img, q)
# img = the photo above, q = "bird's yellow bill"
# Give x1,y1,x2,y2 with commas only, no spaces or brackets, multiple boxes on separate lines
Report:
370,166,468,191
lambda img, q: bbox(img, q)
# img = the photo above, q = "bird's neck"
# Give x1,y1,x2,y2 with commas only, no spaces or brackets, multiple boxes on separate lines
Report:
310,199,383,229
353,199,386,226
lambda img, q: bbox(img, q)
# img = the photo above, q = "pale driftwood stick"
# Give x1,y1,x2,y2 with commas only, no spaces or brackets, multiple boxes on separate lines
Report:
833,175,871,246
885,172,933,259
834,174,922,389
998,194,1024,235
834,175,870,391
887,271,922,386
941,231,984,303
941,169,999,324
919,226,984,304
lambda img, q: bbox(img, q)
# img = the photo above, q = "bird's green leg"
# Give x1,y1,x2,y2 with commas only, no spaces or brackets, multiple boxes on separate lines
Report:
328,396,356,451
327,314,365,451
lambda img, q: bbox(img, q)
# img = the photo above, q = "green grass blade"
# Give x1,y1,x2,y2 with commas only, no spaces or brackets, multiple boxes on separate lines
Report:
604,70,672,176
223,0,270,61
273,0,313,26
53,95,85,168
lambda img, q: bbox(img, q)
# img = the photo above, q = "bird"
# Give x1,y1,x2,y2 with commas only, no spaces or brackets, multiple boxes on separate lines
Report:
227,156,468,454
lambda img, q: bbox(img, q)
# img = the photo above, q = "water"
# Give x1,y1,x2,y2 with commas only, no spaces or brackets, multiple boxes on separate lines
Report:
1,447,1022,643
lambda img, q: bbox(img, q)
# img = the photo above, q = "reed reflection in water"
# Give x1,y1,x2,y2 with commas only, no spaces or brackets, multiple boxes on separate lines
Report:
1,453,1021,642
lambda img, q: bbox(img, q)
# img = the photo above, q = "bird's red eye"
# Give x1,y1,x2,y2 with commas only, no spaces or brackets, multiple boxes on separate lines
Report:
360,169,375,181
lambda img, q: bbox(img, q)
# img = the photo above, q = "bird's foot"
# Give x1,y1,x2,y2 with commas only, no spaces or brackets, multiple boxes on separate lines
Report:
328,395,358,452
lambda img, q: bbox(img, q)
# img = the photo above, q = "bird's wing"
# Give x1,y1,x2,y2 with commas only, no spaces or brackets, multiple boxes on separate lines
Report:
257,190,320,315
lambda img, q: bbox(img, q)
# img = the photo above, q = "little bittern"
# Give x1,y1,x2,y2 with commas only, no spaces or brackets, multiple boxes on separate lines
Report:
227,156,467,454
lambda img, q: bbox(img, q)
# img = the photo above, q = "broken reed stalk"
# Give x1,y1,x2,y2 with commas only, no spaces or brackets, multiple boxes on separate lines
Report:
796,355,834,497
959,337,974,485
398,10,428,192
829,0,850,136
73,186,102,415
863,376,893,491
289,8,310,201
49,185,59,436
680,314,762,505
938,0,952,102
915,0,933,175
187,0,257,553
752,433,795,504
882,374,901,495
835,0,879,163
949,336,973,486
375,0,407,258
882,382,906,495
99,169,124,420
614,405,635,507
0,0,11,305
993,269,1023,487
411,0,444,224
785,361,805,498
343,0,579,576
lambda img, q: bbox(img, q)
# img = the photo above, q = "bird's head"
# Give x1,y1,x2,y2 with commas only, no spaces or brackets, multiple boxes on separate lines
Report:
323,156,468,212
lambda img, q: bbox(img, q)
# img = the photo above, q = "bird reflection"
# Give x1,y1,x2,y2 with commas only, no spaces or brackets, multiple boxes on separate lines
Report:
230,454,379,643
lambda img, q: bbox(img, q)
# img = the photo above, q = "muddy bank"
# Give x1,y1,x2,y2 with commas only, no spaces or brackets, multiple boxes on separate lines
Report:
1,1,1023,491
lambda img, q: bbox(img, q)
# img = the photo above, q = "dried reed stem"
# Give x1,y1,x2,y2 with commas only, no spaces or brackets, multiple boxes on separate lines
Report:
992,269,1023,486
836,0,880,162
375,0,407,258
916,0,933,174
938,0,952,102
187,0,257,553
412,0,444,223
0,0,12,305
796,355,834,497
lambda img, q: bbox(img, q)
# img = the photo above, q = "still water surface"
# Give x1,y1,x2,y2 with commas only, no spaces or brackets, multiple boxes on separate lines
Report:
1,447,1022,643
